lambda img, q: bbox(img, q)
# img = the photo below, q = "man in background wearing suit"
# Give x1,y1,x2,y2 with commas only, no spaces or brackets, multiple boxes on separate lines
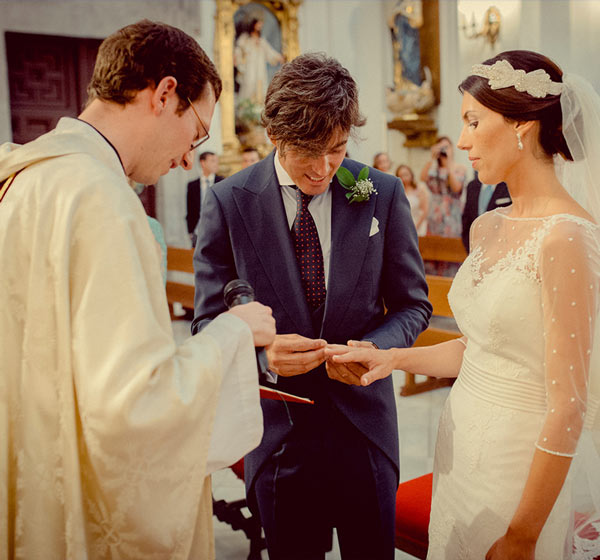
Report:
241,146,261,168
186,150,224,246
192,53,431,559
461,174,511,251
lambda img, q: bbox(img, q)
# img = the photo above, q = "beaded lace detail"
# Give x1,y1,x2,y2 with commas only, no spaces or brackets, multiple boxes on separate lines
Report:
451,207,600,457
471,59,563,98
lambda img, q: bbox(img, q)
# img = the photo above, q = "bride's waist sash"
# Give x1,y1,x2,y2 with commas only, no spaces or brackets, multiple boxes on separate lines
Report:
458,354,547,413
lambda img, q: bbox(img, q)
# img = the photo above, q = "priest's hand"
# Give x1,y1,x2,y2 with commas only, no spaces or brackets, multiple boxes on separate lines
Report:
266,334,327,376
227,301,276,347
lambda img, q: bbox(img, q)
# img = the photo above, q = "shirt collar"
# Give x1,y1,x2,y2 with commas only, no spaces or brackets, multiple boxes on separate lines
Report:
273,150,333,196
273,149,295,186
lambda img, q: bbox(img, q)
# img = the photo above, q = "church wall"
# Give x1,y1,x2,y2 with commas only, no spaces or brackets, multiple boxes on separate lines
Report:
1,0,599,246
297,0,394,168
438,0,600,180
0,0,214,143
0,0,218,246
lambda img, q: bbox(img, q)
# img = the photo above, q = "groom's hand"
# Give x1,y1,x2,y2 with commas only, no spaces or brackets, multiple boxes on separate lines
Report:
325,341,374,386
266,334,327,376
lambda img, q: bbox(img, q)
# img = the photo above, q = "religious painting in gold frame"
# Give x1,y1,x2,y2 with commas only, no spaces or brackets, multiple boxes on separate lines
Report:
214,0,302,173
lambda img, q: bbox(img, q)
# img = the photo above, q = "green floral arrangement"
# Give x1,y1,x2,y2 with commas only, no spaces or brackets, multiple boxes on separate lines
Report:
335,165,378,203
236,98,263,126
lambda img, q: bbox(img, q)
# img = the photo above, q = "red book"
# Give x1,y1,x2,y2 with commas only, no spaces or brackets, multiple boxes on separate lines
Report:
259,386,314,405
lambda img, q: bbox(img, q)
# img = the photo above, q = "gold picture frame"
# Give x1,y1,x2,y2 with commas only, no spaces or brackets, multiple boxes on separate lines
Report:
214,0,302,173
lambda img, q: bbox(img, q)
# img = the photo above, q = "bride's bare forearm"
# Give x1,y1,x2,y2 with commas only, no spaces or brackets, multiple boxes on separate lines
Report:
506,450,572,544
391,337,466,378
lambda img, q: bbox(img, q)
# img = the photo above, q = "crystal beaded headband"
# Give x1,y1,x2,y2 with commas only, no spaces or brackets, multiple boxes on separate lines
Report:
470,59,563,99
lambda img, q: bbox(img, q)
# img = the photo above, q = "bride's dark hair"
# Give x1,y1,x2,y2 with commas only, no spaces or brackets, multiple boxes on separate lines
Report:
459,50,572,161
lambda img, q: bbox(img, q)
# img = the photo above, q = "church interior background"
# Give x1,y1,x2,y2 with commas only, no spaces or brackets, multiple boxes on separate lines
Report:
2,0,599,249
1,1,599,558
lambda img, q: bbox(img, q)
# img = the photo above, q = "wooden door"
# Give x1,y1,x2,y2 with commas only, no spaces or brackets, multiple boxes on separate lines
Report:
6,32,102,144
6,31,157,217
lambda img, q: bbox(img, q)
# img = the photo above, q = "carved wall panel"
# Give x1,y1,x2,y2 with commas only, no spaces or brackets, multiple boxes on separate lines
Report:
6,32,101,144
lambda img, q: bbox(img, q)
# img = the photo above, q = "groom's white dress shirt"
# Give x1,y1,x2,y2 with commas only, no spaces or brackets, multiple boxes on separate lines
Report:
274,150,332,284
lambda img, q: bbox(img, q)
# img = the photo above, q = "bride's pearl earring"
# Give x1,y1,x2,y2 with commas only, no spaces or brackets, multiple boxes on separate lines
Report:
516,132,523,151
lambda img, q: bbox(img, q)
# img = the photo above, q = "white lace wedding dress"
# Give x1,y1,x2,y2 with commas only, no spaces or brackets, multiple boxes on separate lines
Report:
427,207,600,560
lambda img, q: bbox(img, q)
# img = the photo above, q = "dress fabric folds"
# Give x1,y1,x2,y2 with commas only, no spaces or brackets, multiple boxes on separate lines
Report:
427,207,600,560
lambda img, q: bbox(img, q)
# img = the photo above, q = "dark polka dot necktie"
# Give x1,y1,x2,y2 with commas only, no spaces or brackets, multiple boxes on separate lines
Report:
291,188,326,310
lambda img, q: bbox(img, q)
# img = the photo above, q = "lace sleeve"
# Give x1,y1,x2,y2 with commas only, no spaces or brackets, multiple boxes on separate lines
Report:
537,221,600,457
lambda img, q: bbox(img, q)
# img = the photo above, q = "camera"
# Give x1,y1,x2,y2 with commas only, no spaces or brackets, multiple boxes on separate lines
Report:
437,147,447,166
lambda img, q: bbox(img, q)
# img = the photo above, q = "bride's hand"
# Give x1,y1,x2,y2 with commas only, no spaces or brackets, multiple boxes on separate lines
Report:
324,343,371,386
325,343,398,386
485,533,535,560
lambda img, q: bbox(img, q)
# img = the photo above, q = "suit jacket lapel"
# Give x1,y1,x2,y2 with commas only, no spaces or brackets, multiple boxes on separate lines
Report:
488,183,509,210
321,174,375,338
232,154,313,335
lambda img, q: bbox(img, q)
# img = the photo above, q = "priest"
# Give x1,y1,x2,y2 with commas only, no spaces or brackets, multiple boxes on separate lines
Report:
0,19,274,560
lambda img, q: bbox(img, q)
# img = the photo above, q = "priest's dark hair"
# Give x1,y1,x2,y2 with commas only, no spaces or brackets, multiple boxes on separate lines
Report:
87,19,222,114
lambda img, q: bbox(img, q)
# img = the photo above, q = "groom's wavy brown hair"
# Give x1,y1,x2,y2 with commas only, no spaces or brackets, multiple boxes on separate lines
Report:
262,53,366,156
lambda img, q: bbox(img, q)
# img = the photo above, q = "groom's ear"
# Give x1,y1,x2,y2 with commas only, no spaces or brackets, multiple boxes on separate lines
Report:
267,134,278,148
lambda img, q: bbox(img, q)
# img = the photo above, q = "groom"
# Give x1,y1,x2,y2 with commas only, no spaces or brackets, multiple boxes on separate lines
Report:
192,53,431,559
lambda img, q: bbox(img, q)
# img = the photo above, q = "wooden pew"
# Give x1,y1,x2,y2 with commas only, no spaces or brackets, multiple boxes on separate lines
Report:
166,247,195,319
398,236,467,396
400,274,462,396
418,235,467,264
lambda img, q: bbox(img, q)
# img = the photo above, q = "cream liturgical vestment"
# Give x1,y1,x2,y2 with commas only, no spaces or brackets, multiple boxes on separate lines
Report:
0,118,263,559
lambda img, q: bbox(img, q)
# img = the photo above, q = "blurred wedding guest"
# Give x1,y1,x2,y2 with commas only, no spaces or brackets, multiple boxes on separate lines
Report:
421,135,466,275
461,173,511,251
421,135,466,237
0,19,275,559
328,49,600,560
130,178,169,282
396,163,429,236
373,151,392,173
186,150,224,246
241,146,260,168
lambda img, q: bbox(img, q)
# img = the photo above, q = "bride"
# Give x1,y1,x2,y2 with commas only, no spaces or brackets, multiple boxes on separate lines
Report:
326,50,600,559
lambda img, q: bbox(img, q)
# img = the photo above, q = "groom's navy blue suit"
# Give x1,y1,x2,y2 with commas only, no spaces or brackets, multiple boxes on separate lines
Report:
192,152,431,558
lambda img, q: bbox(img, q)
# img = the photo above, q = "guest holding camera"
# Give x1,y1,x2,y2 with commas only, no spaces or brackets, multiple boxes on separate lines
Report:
420,135,466,274
421,136,466,237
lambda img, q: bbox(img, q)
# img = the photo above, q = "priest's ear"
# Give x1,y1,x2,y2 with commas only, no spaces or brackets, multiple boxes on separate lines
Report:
150,76,179,115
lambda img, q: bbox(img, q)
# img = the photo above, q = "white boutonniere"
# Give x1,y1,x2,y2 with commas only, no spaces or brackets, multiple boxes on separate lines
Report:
335,165,378,204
